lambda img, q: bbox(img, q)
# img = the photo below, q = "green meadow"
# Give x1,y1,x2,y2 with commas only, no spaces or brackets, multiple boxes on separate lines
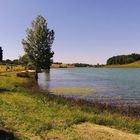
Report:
0,70,140,139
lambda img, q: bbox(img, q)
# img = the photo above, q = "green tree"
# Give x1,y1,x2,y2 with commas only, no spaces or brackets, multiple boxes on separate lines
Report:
22,15,54,80
0,47,3,62
106,53,140,65
19,54,30,70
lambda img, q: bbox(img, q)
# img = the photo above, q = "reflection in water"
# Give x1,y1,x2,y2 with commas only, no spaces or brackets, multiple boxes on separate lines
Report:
45,72,50,81
38,72,50,91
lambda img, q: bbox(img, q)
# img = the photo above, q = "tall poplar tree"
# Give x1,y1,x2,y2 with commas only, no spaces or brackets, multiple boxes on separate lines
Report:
22,15,54,80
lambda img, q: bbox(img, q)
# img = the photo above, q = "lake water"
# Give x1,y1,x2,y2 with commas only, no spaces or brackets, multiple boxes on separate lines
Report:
38,68,140,105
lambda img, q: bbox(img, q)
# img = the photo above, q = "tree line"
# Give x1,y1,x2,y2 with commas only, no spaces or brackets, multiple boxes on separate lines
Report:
73,63,93,67
107,53,140,65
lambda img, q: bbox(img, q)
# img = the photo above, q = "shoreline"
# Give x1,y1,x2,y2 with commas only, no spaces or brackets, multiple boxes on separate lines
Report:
0,71,140,139
51,92,140,107
47,93,140,117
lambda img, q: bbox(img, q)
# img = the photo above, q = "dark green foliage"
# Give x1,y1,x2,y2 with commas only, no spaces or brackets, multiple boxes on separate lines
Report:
2,59,12,64
107,53,140,65
53,62,62,65
2,59,19,65
19,54,33,69
19,55,29,65
22,15,54,78
0,130,19,140
73,63,93,67
94,63,105,68
12,59,19,65
0,47,3,62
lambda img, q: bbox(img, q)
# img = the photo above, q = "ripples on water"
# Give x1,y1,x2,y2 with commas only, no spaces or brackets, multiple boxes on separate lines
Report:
38,68,140,105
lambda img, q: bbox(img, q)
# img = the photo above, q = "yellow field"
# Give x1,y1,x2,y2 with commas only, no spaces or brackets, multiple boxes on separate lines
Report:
0,65,25,73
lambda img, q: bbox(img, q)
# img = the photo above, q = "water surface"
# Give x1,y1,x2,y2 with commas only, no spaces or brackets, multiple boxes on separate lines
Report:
38,68,140,105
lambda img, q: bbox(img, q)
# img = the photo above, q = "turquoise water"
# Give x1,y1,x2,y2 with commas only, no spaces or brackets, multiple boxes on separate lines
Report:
38,68,140,105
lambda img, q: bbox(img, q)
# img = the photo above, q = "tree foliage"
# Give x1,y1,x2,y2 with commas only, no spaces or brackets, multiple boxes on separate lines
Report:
0,47,3,62
22,15,54,79
107,53,140,65
2,59,19,65
19,54,33,70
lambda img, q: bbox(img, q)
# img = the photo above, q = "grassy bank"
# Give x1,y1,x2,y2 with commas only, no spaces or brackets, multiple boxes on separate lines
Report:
0,65,25,73
0,72,140,139
105,60,140,68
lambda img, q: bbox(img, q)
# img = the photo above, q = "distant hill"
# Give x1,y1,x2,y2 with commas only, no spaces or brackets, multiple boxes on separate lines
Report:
106,60,140,68
107,53,140,65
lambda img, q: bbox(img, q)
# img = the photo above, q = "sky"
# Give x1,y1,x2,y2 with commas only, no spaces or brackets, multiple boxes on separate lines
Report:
0,0,140,64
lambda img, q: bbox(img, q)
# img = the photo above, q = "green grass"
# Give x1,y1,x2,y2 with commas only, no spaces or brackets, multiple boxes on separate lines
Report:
105,60,140,68
0,72,140,139
0,65,25,73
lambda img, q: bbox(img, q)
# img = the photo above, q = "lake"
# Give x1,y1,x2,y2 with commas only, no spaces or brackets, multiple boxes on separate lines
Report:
38,68,140,105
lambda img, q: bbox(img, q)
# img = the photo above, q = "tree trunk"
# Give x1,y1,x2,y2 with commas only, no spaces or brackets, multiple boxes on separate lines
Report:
35,70,38,81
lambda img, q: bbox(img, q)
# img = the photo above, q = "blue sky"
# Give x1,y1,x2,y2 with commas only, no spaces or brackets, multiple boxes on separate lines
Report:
0,0,140,64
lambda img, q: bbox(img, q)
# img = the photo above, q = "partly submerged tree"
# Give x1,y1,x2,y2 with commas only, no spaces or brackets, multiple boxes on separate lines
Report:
22,15,54,80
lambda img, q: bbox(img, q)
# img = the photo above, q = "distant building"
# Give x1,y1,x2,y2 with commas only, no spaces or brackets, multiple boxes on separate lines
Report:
0,47,3,62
